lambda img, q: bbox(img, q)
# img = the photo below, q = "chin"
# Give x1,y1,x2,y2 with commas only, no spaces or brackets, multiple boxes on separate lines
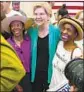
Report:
36,22,43,26
37,23,42,26
62,38,68,42
15,34,20,37
35,21,43,26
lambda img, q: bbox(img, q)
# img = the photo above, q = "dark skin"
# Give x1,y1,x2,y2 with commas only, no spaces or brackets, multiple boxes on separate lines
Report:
60,23,77,52
61,23,83,91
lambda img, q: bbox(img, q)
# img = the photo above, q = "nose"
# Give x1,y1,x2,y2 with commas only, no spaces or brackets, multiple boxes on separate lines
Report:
13,25,18,28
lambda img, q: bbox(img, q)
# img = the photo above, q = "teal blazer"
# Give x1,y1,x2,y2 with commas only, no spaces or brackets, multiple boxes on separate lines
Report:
27,24,61,83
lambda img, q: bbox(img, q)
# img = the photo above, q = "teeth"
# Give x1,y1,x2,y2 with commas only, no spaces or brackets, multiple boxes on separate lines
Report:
62,35,68,39
15,31,19,33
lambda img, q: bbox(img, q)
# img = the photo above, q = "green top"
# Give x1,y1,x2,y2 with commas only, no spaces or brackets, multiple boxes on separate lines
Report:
27,24,61,83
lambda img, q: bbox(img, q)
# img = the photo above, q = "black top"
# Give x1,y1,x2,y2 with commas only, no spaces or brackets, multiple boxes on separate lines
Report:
36,35,49,72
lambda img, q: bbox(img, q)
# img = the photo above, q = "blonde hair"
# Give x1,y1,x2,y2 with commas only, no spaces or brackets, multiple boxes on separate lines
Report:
33,2,52,17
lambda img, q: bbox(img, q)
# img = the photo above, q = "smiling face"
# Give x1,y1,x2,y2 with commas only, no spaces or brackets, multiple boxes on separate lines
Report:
60,23,78,42
12,2,20,11
33,7,50,26
10,21,24,37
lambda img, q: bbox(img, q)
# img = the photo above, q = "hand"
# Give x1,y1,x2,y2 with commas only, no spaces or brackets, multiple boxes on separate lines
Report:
69,85,78,92
15,84,23,92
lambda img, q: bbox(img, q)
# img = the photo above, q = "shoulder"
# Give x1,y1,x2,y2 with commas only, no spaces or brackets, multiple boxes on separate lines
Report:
74,48,82,53
57,41,63,48
24,35,31,41
7,37,11,41
49,24,61,39
27,26,38,35
19,10,27,16
6,10,22,17
73,48,83,58
49,24,61,35
75,40,83,50
11,10,22,15
7,37,13,44
49,24,60,31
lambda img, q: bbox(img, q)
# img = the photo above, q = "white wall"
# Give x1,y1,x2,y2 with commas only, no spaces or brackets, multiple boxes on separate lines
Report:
14,2,83,23
20,2,34,18
20,2,50,18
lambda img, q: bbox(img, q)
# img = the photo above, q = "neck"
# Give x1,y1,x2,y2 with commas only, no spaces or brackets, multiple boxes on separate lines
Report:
38,23,49,38
64,40,77,51
14,35,23,43
39,23,49,32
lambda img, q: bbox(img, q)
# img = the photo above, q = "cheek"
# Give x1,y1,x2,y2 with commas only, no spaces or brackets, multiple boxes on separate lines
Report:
11,27,14,31
42,15,48,19
68,32,72,36
68,33,75,39
43,17,49,22
10,28,15,34
67,29,74,36
72,30,77,37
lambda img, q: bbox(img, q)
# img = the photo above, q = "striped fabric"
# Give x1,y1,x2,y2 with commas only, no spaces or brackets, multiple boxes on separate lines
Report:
52,2,83,17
